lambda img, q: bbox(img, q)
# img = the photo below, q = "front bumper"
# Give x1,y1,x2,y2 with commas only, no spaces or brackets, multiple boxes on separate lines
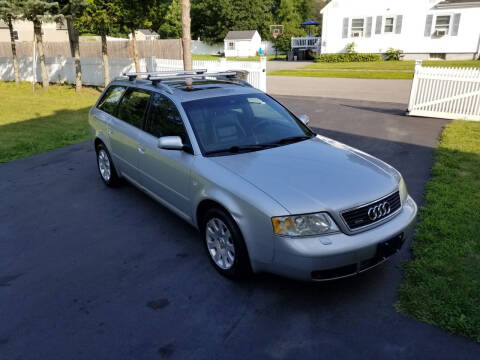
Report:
269,196,418,281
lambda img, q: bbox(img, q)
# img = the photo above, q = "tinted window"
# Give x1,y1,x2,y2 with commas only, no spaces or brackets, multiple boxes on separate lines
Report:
145,93,188,142
97,86,126,115
182,94,312,153
117,89,151,128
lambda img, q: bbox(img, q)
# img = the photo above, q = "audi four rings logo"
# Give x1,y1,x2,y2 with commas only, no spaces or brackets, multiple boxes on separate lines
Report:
367,201,391,221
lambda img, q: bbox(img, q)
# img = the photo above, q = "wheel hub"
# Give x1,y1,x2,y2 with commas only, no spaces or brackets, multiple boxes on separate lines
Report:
206,217,235,270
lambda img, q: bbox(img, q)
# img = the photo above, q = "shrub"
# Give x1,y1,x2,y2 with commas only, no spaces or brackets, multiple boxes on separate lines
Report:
346,42,356,54
315,53,382,63
385,48,403,61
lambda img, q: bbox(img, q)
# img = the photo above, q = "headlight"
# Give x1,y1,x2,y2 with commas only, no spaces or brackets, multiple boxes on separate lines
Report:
272,212,340,237
399,176,408,204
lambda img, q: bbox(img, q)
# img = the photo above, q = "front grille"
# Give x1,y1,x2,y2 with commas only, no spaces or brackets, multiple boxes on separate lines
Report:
341,191,401,230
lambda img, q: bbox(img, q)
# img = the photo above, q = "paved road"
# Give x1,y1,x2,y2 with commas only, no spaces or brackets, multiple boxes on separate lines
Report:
1,97,478,360
268,76,413,104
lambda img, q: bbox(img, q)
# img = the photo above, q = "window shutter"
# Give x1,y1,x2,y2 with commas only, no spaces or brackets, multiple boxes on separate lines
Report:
395,15,403,34
342,18,349,38
365,17,373,37
451,13,461,36
424,14,433,37
375,16,382,34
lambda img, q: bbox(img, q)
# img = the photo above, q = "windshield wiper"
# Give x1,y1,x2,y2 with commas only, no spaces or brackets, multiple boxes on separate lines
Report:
204,144,275,156
268,135,314,146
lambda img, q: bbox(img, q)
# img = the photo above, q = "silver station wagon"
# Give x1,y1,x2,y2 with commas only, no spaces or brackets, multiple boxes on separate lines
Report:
89,70,418,281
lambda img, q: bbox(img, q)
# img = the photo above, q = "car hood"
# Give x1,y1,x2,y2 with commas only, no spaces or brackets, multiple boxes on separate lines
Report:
210,136,400,215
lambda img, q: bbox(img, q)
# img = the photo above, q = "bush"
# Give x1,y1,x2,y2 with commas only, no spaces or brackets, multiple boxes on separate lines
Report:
346,42,356,54
385,48,403,61
315,53,382,63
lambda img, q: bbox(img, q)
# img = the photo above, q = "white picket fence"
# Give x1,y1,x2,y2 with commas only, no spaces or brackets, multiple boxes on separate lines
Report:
408,60,480,121
0,56,267,92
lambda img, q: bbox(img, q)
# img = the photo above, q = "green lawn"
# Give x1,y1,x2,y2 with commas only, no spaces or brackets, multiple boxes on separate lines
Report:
397,120,480,343
0,82,100,163
269,60,480,79
192,54,283,61
268,69,413,79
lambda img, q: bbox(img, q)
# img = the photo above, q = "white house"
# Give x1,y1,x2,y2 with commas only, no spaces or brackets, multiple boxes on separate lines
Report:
128,29,160,41
224,30,261,57
321,0,480,60
0,20,68,42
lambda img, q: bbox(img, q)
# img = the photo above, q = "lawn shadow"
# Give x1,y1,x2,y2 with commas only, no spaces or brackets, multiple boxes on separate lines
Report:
0,106,93,163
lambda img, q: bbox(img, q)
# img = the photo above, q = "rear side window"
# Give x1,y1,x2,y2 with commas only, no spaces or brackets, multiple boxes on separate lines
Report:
145,93,188,143
116,89,151,128
97,86,126,115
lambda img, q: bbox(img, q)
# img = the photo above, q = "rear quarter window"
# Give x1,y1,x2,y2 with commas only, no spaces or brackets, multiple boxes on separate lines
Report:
97,86,126,115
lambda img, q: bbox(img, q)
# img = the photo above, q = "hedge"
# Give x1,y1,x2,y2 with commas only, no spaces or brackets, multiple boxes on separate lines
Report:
315,53,382,63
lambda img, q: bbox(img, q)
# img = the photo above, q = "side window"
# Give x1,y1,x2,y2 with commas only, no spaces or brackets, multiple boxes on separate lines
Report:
116,88,151,128
97,86,126,115
145,93,188,143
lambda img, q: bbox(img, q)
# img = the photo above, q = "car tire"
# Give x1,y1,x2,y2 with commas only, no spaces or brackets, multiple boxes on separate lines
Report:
96,143,120,187
202,207,251,279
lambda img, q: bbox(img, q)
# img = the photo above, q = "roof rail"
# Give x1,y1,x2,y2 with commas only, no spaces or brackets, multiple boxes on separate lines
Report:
123,69,208,81
149,71,238,82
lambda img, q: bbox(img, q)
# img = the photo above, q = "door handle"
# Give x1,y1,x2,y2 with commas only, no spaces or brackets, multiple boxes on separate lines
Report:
138,146,145,154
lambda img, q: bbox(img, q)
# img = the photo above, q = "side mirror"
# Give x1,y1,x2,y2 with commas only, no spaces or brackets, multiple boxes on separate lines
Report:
299,114,310,125
158,136,184,150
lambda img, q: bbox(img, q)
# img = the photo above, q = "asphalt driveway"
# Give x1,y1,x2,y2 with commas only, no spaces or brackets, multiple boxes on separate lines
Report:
1,96,478,360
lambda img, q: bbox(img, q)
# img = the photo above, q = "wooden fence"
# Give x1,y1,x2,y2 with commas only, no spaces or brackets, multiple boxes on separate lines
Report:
0,39,182,59
408,60,480,121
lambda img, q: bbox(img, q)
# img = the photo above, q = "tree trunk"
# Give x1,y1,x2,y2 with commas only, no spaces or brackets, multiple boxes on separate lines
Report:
101,32,110,86
7,16,19,84
131,28,140,72
66,15,82,92
181,0,192,70
33,20,48,89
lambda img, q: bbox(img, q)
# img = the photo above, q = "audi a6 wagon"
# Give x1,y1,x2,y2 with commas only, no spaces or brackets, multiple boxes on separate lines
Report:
89,70,418,281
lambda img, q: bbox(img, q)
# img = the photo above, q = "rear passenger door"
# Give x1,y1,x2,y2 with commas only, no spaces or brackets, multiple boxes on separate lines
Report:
138,92,194,217
109,88,151,182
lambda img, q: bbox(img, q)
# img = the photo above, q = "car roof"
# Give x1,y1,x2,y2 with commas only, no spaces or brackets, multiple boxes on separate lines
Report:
108,78,262,103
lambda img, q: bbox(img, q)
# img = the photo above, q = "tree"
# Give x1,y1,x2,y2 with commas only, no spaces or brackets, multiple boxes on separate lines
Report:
273,0,303,53
22,0,61,89
191,0,275,44
158,0,181,39
0,0,21,84
181,0,191,70
58,0,87,92
77,0,121,86
116,0,155,73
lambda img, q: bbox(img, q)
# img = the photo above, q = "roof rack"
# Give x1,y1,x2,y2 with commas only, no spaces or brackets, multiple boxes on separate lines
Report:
122,69,208,81
120,69,250,93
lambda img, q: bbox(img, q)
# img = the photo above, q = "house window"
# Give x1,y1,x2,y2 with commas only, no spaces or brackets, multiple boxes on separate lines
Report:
0,20,8,29
351,18,364,37
227,41,235,50
384,17,394,33
435,15,450,36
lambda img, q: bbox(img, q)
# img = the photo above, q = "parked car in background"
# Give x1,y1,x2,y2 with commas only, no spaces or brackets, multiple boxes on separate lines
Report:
89,70,418,281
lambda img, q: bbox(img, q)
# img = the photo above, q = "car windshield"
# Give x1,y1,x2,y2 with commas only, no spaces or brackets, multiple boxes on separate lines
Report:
181,93,314,156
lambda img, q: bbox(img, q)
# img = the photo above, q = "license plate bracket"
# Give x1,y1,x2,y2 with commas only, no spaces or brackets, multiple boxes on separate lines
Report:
377,233,405,259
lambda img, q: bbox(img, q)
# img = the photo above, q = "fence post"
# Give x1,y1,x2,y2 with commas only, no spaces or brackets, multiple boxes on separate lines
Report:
260,56,267,92
407,60,422,114
219,57,227,71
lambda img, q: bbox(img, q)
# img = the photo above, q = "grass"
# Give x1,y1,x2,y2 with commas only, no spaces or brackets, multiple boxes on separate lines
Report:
192,54,283,61
268,69,413,79
269,60,480,79
0,82,100,163
397,120,480,343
